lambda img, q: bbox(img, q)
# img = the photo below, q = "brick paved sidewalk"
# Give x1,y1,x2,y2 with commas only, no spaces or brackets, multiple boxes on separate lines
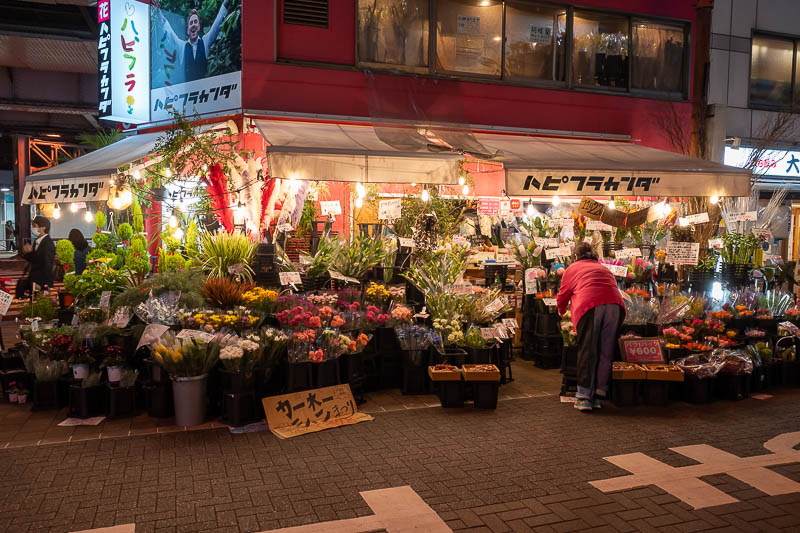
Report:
0,387,798,532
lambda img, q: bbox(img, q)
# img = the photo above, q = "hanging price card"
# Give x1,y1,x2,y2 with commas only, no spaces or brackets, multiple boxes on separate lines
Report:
378,199,402,220
329,270,359,284
614,248,642,260
320,201,342,216
279,272,302,286
678,212,710,226
480,327,498,340
452,235,469,247
99,291,112,309
604,263,629,277
485,298,506,314
478,199,500,216
545,246,572,260
709,238,723,249
542,298,557,307
398,237,415,249
586,220,613,231
177,329,215,342
524,268,541,295
502,318,518,330
728,211,757,222
752,228,773,240
551,218,573,227
277,223,294,233
665,242,700,265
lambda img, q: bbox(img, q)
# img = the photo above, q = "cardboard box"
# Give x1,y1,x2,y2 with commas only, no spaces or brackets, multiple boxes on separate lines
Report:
612,362,647,380
462,364,501,382
428,365,462,382
644,364,684,382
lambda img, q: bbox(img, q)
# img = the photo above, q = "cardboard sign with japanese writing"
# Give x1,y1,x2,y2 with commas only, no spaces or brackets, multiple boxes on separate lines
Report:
0,291,12,316
753,228,773,240
524,268,541,295
666,242,700,265
679,212,710,226
176,329,215,342
279,272,302,286
398,237,415,249
542,298,557,307
263,384,373,439
378,199,401,220
320,201,342,216
545,246,571,260
709,238,723,249
619,337,664,363
586,220,613,231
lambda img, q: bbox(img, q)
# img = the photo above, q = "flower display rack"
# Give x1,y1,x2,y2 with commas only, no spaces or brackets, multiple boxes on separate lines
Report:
106,384,137,419
68,384,106,419
222,391,256,428
32,380,61,411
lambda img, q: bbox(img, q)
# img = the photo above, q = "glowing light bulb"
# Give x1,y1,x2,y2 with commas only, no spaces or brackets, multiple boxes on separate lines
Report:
421,187,430,202
133,169,140,181
356,182,366,198
662,202,672,216
608,198,616,210
168,215,178,228
462,184,469,195
679,217,688,227
203,164,208,172
165,168,172,178
458,176,465,186
52,205,61,219
526,203,535,217
84,210,93,223
710,195,719,205
173,227,184,240
355,197,364,209
551,195,560,206
70,203,79,213
411,183,417,187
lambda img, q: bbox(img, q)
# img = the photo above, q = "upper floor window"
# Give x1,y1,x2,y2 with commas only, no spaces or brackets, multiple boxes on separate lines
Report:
353,2,689,100
750,35,795,108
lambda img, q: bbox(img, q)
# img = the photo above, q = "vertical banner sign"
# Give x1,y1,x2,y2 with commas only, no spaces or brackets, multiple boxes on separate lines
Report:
99,0,150,123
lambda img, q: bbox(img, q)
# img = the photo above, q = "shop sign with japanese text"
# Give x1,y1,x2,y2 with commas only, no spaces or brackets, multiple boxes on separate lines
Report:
23,178,109,205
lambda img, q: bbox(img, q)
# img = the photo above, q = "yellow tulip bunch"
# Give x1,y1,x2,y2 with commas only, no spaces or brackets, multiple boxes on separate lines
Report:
241,287,278,313
151,334,220,377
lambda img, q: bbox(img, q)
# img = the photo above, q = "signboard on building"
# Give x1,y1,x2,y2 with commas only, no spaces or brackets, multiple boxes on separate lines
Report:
724,147,795,177
22,178,109,205
97,0,150,124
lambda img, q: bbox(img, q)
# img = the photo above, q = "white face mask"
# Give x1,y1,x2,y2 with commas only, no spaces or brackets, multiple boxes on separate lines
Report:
31,227,39,237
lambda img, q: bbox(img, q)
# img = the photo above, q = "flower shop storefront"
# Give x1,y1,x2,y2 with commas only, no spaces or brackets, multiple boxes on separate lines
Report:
11,113,797,433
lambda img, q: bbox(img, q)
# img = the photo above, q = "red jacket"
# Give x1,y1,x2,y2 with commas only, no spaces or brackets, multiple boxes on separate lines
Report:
557,259,625,330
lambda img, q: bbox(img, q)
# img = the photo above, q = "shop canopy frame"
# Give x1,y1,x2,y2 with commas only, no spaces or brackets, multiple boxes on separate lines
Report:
255,118,752,198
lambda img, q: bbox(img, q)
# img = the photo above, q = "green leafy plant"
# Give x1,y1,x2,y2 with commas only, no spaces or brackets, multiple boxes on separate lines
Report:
112,268,205,311
130,196,144,235
117,223,133,242
56,239,75,271
721,233,759,264
66,262,126,304
199,231,256,281
403,248,468,295
22,296,57,321
95,211,107,232
304,236,336,279
185,220,200,258
394,188,464,240
331,236,386,279
458,326,490,348
78,129,124,149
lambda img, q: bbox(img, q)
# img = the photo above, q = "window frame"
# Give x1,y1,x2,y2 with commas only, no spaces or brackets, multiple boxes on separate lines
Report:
748,30,799,112
349,0,692,102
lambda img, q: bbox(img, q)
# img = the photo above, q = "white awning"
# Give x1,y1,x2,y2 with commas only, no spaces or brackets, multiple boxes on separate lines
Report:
255,119,462,184
22,132,161,204
471,134,752,197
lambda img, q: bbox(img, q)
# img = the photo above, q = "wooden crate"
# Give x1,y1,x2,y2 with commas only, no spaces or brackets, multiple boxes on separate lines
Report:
643,364,684,382
462,364,501,382
612,362,647,380
428,365,462,382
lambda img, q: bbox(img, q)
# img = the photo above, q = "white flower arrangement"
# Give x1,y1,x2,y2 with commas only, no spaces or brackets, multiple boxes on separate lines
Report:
220,345,244,361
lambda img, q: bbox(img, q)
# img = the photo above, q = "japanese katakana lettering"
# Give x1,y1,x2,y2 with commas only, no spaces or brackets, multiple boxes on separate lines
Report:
523,174,662,195
97,0,112,116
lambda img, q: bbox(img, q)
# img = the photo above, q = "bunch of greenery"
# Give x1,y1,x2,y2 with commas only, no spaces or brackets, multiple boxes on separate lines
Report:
458,326,490,349
393,187,464,240
64,261,126,305
56,239,75,271
464,289,511,325
695,251,719,272
721,233,759,265
112,268,205,311
426,291,468,321
331,236,386,279
402,248,468,295
199,230,256,281
201,277,254,308
152,333,221,378
22,296,57,321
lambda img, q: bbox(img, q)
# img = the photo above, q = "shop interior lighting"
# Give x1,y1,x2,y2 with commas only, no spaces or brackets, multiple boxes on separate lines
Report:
608,196,616,210
84,209,93,223
526,203,535,217
662,202,672,216
356,182,366,198
462,184,469,195
173,227,184,240
421,186,430,203
70,203,79,213
52,204,61,219
551,195,560,206
679,216,688,227
355,196,364,209
165,168,172,178
168,215,178,228
0,187,9,192
458,176,465,186
710,195,719,205
133,169,141,181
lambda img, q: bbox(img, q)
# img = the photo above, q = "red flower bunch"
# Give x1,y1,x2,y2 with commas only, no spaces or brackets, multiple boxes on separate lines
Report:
365,305,389,326
309,349,324,363
51,334,73,353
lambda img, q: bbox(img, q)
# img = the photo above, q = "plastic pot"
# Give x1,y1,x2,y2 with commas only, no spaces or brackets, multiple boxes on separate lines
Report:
172,374,207,427
72,364,89,380
106,366,123,383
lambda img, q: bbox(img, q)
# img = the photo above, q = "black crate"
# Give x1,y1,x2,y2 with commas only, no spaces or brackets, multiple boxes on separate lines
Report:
612,380,640,407
218,369,252,394
466,347,493,364
33,380,61,410
534,313,561,336
683,375,715,404
715,372,750,401
286,361,313,393
403,366,428,395
143,380,173,418
315,359,341,388
751,365,771,392
106,385,137,418
472,382,499,409
222,392,256,428
643,381,670,406
68,384,106,419
780,360,800,387
436,381,464,408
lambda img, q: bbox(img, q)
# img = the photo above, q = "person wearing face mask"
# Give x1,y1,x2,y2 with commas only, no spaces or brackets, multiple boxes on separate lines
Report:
15,216,55,298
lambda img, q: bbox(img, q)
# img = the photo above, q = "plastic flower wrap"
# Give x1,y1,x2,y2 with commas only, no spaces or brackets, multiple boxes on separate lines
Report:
135,291,182,325
219,345,245,371
715,349,754,375
758,290,793,318
653,293,695,325
623,293,656,325
744,341,773,365
395,324,439,351
151,332,220,377
674,352,724,379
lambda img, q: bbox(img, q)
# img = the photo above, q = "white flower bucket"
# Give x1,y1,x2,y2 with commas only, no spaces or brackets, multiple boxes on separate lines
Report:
172,374,207,427
107,366,123,383
17,394,27,405
72,364,89,380
8,393,18,403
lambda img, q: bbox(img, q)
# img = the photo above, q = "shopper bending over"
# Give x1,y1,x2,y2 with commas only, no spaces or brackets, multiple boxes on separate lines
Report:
556,242,625,411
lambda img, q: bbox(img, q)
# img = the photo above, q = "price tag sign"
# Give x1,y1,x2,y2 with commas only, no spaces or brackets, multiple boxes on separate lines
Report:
729,211,757,222
0,290,12,316
378,199,402,220
277,223,294,233
299,254,313,265
453,235,469,247
532,245,543,257
279,272,302,286
614,248,642,260
99,291,111,309
679,212,710,225
480,327,498,340
524,268,540,295
499,200,511,217
31,320,39,332
320,201,342,216
586,220,613,231
542,298,557,307
176,329,215,342
551,218,573,228
398,237,415,249
752,228,773,240
329,270,359,284
111,307,132,328
766,254,784,264
545,246,572,260
620,337,664,363
227,263,245,275
502,318,518,330
562,226,575,239
478,199,500,216
485,298,505,314
709,238,723,249
665,242,700,265
604,263,629,277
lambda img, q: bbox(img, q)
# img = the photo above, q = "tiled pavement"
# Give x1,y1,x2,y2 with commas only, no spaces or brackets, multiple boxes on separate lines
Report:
0,382,798,532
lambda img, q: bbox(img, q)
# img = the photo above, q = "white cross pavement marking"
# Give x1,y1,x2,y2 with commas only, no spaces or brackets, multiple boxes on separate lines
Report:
261,486,452,533
590,431,800,509
71,524,135,533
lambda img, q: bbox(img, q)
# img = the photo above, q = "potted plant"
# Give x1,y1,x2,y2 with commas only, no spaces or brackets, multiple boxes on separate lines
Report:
8,382,19,403
459,326,493,364
152,333,220,427
432,318,467,365
22,296,57,323
101,345,127,383
67,345,95,380
16,387,28,405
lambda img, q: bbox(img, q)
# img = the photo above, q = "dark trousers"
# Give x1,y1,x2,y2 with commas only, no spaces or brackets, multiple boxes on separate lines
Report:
576,304,623,399
15,277,31,298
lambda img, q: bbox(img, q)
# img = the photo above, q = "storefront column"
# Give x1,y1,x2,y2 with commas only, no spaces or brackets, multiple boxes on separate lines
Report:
144,200,162,271
13,135,31,247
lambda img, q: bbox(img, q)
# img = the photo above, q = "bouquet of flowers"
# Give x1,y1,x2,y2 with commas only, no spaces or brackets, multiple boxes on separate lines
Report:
307,293,339,307
182,309,259,333
662,326,681,348
395,324,440,351
151,333,220,377
458,326,491,349
622,293,656,325
135,291,182,325
363,305,390,331
389,304,413,326
560,310,577,346
240,287,278,314
365,282,391,305
433,318,463,346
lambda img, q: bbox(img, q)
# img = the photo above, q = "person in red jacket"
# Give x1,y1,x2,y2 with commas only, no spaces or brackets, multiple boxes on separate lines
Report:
557,242,625,411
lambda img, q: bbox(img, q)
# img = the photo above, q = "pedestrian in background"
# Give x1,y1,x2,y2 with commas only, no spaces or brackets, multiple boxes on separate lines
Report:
557,242,625,411
15,216,55,298
68,228,90,275
4,221,15,251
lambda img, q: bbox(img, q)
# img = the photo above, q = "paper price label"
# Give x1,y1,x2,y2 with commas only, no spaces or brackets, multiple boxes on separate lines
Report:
729,211,757,222
502,318,518,330
99,291,111,309
227,263,244,275
545,246,571,260
329,270,359,284
524,268,540,295
320,201,342,216
666,242,700,265
709,238,723,249
31,320,39,332
679,212,710,226
586,220,613,231
111,307,132,328
551,218,573,228
485,298,505,314
542,298,557,307
176,329,215,342
478,199,500,216
766,254,784,264
604,263,629,277
279,272,302,286
752,228,773,240
614,248,642,260
0,290,12,316
480,327,498,340
378,199,402,220
277,223,294,233
398,237,415,249
532,245,543,257
562,226,575,239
